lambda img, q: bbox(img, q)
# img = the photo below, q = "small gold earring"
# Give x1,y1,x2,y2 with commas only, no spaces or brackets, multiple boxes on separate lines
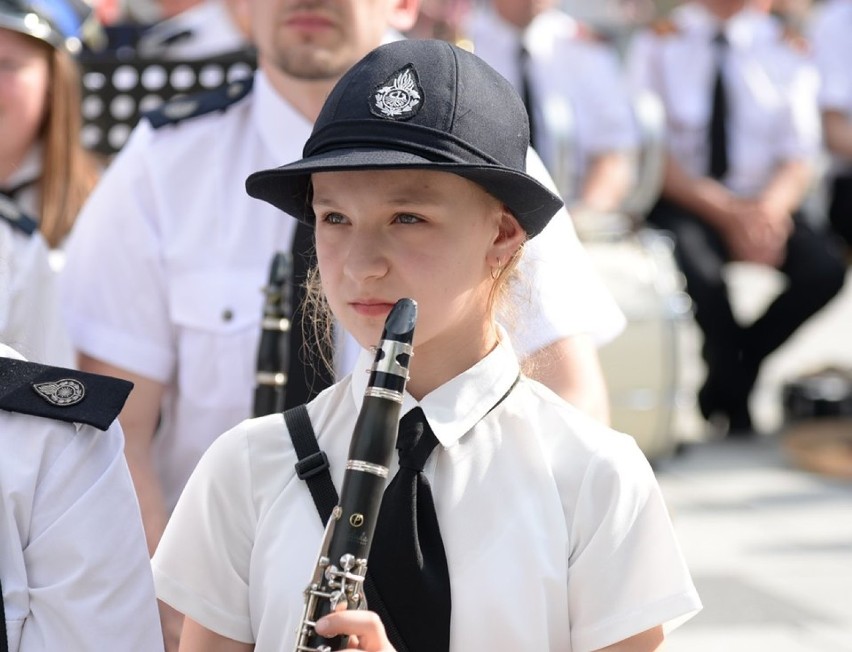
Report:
490,257,502,280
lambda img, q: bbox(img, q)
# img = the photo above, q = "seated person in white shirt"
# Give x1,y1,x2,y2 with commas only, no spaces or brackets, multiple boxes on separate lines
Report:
626,0,846,436
464,0,637,217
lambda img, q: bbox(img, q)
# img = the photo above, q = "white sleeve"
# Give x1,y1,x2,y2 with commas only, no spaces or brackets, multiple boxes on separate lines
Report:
18,420,164,651
811,6,852,111
578,44,638,154
152,422,257,644
503,149,626,356
0,227,74,367
777,58,822,163
566,437,701,651
624,30,661,96
59,122,175,382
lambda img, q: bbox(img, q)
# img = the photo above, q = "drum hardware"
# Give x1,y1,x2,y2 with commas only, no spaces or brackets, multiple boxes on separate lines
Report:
781,367,852,479
589,228,694,460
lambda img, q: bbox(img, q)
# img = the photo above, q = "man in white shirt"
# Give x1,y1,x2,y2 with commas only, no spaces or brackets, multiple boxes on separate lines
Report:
626,0,846,436
465,0,637,215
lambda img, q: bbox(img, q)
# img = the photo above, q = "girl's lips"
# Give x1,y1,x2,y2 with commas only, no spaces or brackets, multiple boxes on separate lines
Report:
350,302,395,317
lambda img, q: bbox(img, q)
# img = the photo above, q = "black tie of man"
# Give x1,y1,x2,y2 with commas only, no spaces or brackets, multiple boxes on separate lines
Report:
708,31,729,180
368,407,452,652
284,220,335,409
518,43,538,151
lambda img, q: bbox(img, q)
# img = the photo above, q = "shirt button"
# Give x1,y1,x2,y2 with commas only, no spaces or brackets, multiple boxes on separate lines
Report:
222,309,234,322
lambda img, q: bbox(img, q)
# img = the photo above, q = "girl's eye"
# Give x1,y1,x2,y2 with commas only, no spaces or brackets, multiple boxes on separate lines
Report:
395,213,422,225
321,212,348,225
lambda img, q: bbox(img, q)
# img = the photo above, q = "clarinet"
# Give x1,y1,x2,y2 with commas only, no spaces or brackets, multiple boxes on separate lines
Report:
253,251,293,417
294,298,418,652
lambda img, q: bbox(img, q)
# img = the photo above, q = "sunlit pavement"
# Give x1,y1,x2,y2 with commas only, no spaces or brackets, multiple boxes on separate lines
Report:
641,265,852,651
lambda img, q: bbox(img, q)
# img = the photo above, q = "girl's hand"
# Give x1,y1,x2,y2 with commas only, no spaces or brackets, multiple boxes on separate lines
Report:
314,609,396,652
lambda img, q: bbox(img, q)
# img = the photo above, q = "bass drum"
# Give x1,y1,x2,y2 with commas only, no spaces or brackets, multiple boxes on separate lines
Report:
584,227,694,460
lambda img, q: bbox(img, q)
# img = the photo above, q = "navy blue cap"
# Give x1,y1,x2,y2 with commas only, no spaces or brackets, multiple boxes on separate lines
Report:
245,38,563,238
0,0,102,53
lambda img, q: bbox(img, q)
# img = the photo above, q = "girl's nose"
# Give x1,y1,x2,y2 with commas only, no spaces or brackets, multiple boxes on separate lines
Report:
343,228,388,281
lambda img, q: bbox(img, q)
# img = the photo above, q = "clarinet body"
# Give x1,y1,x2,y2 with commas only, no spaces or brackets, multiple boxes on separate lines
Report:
294,298,418,652
253,251,293,417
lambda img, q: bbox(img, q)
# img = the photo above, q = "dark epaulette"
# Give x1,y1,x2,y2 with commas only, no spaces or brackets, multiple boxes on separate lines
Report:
144,75,254,129
649,17,680,38
0,358,133,431
0,194,38,236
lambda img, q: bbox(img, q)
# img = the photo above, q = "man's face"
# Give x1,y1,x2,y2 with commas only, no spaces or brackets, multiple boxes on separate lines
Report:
490,0,555,29
700,0,749,18
250,0,411,81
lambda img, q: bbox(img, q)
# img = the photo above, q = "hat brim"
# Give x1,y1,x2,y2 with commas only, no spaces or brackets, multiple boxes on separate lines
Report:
245,148,563,239
0,12,61,48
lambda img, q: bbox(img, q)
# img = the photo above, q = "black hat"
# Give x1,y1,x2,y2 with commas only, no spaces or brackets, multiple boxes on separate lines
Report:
0,0,103,53
245,38,563,238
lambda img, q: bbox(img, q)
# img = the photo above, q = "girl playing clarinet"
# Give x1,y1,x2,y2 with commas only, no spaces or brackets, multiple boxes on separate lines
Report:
152,38,701,652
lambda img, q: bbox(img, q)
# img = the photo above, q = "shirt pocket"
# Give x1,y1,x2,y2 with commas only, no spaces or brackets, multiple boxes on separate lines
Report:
168,270,264,409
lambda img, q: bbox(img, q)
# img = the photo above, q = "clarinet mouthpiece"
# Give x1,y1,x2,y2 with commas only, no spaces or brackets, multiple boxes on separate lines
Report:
382,298,417,343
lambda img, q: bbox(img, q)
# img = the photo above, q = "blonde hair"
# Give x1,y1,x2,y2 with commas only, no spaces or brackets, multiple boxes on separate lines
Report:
38,42,100,248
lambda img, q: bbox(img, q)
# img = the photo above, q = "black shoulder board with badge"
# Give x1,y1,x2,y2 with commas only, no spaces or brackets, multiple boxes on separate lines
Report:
0,193,38,236
0,358,133,430
145,76,254,129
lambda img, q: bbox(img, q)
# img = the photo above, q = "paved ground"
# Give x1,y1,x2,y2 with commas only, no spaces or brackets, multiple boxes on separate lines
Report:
607,263,852,651
656,437,852,652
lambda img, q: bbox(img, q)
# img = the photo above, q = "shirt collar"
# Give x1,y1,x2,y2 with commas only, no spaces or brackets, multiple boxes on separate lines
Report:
2,144,42,192
252,69,314,161
349,332,521,449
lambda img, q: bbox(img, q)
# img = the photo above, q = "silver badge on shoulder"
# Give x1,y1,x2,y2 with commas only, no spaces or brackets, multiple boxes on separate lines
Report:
162,98,199,121
33,379,86,406
371,65,422,120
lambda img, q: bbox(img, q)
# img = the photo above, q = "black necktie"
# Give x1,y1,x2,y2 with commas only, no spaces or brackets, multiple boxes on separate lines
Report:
708,31,729,180
368,408,452,652
0,575,7,652
284,220,335,409
518,44,537,150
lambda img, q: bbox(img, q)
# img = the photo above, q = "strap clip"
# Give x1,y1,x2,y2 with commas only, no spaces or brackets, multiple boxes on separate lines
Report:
295,450,330,480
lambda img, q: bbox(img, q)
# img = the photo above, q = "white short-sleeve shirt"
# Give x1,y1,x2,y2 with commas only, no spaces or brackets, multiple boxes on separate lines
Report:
153,340,700,651
625,3,821,197
466,7,637,201
60,69,625,511
0,344,163,651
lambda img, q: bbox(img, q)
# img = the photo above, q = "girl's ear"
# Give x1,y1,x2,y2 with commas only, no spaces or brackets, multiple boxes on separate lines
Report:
487,205,526,268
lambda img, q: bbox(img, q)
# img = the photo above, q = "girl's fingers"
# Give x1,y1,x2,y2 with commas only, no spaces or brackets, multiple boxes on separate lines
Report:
315,610,393,651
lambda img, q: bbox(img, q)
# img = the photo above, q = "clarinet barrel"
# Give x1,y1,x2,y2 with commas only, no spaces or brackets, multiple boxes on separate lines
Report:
295,298,418,652
253,251,293,417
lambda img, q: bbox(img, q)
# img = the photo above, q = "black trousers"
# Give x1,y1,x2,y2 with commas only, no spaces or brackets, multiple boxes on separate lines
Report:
828,174,852,250
647,198,846,394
